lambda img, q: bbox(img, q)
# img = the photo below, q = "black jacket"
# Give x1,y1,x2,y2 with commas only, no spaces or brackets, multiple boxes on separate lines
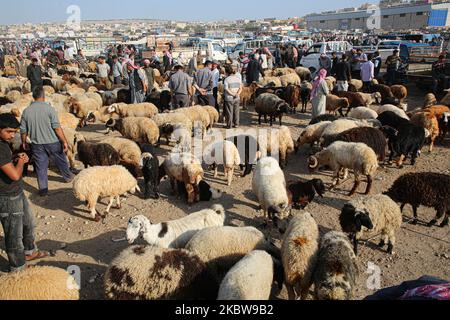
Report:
335,61,352,82
27,64,43,87
246,59,264,84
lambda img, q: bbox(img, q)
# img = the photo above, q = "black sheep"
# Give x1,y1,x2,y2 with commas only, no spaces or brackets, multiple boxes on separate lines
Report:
385,172,450,227
76,140,120,168
140,144,160,200
300,86,311,114
287,179,326,209
309,114,338,125
176,180,222,202
378,112,426,167
322,127,387,162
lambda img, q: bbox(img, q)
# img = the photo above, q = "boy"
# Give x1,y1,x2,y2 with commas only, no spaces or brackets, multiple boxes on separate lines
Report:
0,113,47,272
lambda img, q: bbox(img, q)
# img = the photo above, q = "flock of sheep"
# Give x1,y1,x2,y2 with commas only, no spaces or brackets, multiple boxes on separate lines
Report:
0,59,449,301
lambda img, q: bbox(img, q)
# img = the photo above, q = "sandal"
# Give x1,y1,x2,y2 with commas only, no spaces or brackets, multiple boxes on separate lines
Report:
26,251,49,262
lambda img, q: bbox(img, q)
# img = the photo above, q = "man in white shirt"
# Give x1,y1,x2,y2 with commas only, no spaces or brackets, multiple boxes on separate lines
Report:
360,54,375,93
211,61,221,112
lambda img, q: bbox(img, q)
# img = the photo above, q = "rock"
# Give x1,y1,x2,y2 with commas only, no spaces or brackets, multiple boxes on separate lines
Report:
66,228,71,231
84,221,89,225
45,222,50,226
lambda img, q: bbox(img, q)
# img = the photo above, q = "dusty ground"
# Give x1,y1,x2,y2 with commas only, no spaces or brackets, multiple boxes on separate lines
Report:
0,83,449,300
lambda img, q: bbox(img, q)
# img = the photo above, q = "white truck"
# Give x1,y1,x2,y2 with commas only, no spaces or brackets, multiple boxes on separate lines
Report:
300,41,353,72
228,39,274,61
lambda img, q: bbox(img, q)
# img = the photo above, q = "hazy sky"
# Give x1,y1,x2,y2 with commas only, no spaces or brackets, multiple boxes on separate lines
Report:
1,0,372,24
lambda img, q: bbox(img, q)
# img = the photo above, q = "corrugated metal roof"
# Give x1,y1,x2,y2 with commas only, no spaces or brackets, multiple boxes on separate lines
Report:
306,4,434,22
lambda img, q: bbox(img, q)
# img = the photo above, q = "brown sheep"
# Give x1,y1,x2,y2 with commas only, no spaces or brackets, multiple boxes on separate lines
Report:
326,95,350,116
390,85,408,103
240,83,259,109
370,84,394,101
336,91,366,116
284,84,301,114
410,111,439,153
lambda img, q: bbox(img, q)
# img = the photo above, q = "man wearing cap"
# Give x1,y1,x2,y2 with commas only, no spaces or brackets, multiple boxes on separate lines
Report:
169,65,192,109
126,61,147,104
97,56,111,90
211,61,221,112
142,59,155,95
319,53,332,75
193,60,215,106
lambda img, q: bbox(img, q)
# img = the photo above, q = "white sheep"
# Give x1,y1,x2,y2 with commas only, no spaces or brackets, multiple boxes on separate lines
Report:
357,92,382,106
262,125,295,168
204,140,241,186
73,165,140,221
313,231,359,300
202,106,220,129
126,204,226,248
320,119,373,142
340,194,403,255
252,157,290,222
281,211,319,300
186,226,280,282
108,102,159,118
105,117,160,145
62,127,84,169
259,77,283,87
279,73,301,87
370,104,410,120
0,266,79,300
309,141,379,196
217,250,282,300
296,121,332,148
348,107,379,120
104,245,218,300
152,113,192,146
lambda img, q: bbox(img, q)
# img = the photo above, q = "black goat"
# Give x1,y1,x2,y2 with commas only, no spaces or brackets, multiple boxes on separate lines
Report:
287,179,326,209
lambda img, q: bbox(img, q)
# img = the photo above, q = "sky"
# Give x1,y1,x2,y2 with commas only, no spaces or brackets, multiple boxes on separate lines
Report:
1,0,373,25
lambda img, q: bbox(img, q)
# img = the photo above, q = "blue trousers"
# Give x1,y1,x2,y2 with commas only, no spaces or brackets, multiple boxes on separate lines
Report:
31,142,74,192
0,193,36,272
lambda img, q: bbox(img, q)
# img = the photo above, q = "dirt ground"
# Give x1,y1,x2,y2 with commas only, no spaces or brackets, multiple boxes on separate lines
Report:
1,83,449,300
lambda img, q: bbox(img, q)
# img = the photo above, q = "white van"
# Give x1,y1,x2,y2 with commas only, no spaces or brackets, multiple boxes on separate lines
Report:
194,39,228,63
229,39,274,60
300,41,353,72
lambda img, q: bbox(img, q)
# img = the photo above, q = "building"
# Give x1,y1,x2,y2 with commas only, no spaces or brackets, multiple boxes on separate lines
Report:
306,1,450,31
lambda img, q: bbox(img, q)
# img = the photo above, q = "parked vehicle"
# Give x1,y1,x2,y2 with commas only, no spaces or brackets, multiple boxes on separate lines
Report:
300,41,353,72
229,39,274,60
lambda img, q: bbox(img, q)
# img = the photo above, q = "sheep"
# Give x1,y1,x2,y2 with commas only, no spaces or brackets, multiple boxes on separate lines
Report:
309,114,338,125
62,127,84,169
321,127,387,162
172,106,210,136
295,121,332,151
325,77,336,92
101,137,143,178
281,211,319,300
226,133,261,177
309,141,379,196
43,85,56,95
204,140,241,186
5,90,22,103
326,94,350,116
152,113,192,146
287,178,326,210
252,157,290,223
107,102,159,119
255,93,290,126
159,152,222,204
65,94,102,127
385,172,450,228
320,119,373,142
202,106,220,129
258,77,283,88
105,117,160,145
378,111,427,167
357,92,382,106
348,107,379,120
340,194,403,255
283,84,301,113
390,85,408,103
138,144,161,200
372,104,410,120
104,245,218,300
295,67,312,81
47,93,70,113
410,111,440,153
75,138,121,169
240,82,260,109
262,125,295,168
279,73,301,87
370,84,394,101
423,105,450,118
73,165,140,221
300,81,312,113
126,204,226,248
313,231,359,300
336,91,366,116
0,266,79,300
217,250,284,300
272,67,295,76
348,79,363,92
58,112,80,130
86,106,119,124
185,226,280,282
0,77,23,94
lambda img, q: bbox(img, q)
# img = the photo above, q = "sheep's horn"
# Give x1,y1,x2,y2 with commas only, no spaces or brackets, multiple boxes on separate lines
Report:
308,156,319,169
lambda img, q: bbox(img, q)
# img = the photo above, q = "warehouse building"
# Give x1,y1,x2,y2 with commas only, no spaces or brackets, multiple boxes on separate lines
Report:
306,1,450,31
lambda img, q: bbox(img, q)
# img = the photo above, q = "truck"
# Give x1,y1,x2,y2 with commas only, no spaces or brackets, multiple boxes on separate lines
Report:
228,39,275,61
300,41,353,72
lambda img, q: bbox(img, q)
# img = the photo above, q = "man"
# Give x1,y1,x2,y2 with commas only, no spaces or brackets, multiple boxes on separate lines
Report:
14,54,28,78
274,45,282,68
97,56,111,90
330,52,339,77
20,87,74,197
163,50,173,73
187,52,198,77
352,49,367,80
335,54,352,92
169,64,192,109
125,62,147,104
245,54,264,85
0,113,48,272
142,59,155,95
223,65,243,129
373,51,382,78
319,53,332,76
361,54,375,92
238,52,250,82
193,60,215,106
112,55,123,85
27,58,43,93
432,55,448,95
67,45,76,61
211,61,221,112
386,49,401,86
